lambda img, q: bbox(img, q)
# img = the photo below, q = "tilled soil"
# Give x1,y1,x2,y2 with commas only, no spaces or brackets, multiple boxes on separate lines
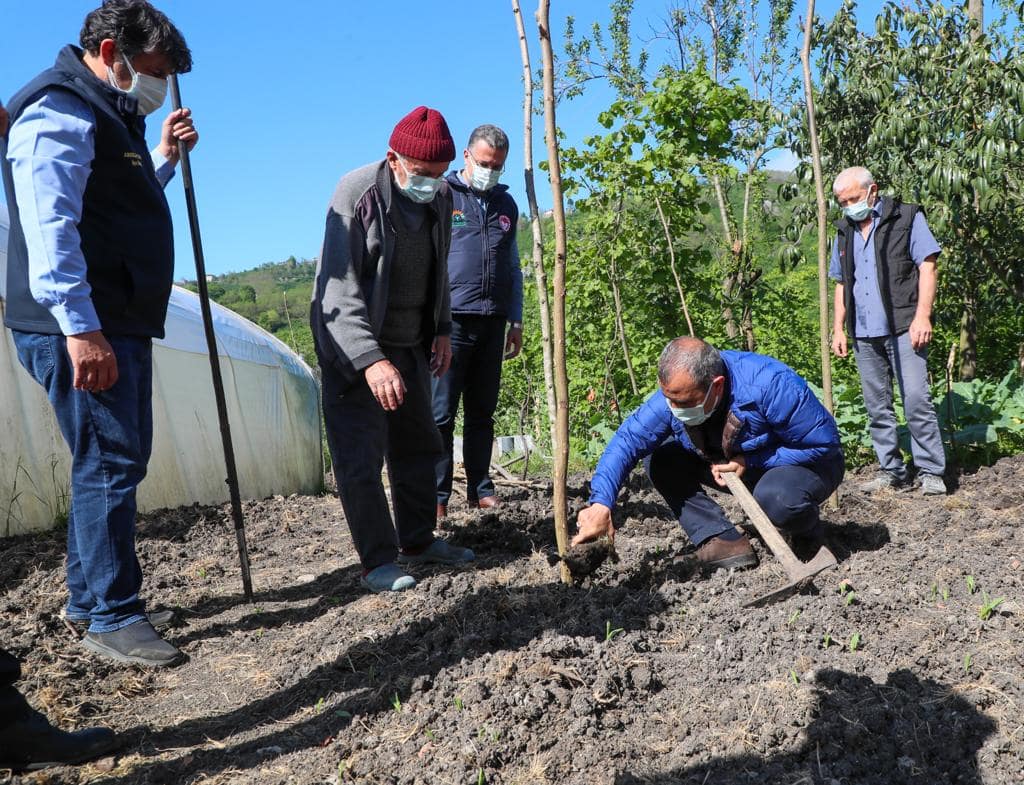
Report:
1,458,1023,785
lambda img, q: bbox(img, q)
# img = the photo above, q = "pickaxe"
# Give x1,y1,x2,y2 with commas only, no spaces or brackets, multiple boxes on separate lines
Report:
718,471,837,608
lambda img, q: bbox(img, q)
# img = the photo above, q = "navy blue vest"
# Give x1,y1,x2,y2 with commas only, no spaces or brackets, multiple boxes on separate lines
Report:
445,172,519,318
2,46,174,338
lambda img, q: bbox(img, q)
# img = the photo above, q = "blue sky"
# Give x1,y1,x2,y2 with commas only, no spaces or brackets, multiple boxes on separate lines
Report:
1,0,881,279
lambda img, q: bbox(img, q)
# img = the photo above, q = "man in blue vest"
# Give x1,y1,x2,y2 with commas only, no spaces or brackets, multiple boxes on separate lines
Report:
572,338,844,569
433,125,524,517
2,0,197,666
829,167,947,496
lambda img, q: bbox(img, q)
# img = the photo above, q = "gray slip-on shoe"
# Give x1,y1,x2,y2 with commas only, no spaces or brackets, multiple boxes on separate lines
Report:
919,473,948,496
82,619,183,667
360,563,417,593
397,538,475,566
67,608,177,636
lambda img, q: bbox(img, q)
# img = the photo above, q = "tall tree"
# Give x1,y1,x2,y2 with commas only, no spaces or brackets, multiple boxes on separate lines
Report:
512,0,558,452
537,0,572,584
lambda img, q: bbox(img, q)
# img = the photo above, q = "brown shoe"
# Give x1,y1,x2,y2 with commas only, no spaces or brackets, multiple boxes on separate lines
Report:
474,496,501,510
696,533,758,570
436,504,447,519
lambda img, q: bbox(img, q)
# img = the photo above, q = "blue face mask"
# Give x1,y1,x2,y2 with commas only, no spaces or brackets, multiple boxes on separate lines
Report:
393,153,442,203
667,385,718,427
842,187,876,222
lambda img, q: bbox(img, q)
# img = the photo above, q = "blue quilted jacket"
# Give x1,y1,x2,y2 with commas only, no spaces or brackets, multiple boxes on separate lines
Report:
588,350,843,509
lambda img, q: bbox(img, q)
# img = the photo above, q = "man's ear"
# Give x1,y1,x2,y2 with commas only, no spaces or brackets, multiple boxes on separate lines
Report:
98,39,119,67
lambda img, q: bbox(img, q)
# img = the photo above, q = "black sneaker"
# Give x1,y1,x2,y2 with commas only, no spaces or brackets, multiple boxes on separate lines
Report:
0,704,119,771
82,620,184,667
66,609,177,637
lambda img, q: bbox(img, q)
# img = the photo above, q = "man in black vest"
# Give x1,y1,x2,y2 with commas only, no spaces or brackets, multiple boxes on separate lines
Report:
433,125,524,518
829,167,947,496
2,0,198,666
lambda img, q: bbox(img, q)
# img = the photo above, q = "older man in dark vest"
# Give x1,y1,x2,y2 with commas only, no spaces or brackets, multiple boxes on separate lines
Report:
829,166,947,496
2,0,197,666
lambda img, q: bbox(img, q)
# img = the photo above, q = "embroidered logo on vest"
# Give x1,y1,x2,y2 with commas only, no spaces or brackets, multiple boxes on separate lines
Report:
498,215,511,232
452,209,466,227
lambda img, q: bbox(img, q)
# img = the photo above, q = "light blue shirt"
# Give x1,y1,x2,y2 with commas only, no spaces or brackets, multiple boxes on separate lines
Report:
828,201,941,338
7,89,175,336
456,170,524,323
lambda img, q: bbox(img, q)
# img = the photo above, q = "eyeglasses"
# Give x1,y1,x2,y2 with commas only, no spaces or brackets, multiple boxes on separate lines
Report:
468,149,505,174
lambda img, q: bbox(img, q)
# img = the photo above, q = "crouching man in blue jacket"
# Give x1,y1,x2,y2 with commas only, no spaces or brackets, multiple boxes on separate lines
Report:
572,337,845,569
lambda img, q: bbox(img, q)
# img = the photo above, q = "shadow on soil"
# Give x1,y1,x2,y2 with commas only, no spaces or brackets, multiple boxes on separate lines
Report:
617,668,996,785
91,580,666,784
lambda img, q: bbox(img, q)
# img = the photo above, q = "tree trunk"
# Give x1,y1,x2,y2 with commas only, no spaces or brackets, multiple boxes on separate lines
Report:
958,295,977,381
512,0,558,452
652,191,695,336
609,256,639,396
968,0,983,41
537,0,572,584
711,175,741,340
801,0,838,505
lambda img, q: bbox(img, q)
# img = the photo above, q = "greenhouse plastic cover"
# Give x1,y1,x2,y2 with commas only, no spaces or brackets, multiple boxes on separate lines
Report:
1,203,323,536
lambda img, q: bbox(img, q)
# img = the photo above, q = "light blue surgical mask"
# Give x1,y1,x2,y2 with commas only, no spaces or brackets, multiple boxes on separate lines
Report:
667,385,719,427
393,153,443,204
842,200,872,222
468,151,502,191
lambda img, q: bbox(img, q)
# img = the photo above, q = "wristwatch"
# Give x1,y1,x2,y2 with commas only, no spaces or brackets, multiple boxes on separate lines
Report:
510,321,522,329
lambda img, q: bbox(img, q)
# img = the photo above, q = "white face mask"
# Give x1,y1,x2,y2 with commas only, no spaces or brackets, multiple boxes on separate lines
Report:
468,155,502,191
666,385,718,427
108,56,168,116
393,153,443,203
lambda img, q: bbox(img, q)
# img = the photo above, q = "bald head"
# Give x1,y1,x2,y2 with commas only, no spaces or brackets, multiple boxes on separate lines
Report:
833,166,874,196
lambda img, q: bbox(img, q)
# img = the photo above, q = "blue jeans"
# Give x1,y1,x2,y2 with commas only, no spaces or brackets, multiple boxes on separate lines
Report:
644,441,844,546
432,315,506,505
12,331,152,633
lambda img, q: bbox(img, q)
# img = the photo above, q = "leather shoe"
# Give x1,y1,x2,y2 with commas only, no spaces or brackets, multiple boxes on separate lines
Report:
473,496,501,510
696,533,758,570
82,619,183,667
436,504,447,519
0,703,119,771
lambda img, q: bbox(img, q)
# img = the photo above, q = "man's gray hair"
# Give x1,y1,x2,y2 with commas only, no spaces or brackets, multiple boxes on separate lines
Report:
833,166,875,195
657,337,724,389
467,124,509,152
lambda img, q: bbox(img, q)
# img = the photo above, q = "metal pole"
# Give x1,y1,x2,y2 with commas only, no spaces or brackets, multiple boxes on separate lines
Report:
168,75,254,601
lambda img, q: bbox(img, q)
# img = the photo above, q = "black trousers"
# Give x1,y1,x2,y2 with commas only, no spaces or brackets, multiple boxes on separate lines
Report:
322,345,441,570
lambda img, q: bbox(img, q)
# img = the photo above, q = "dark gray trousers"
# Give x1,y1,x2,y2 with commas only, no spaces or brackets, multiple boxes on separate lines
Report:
322,346,441,570
853,331,946,478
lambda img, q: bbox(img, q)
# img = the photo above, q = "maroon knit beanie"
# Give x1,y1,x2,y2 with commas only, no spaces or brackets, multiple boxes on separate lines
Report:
389,106,456,163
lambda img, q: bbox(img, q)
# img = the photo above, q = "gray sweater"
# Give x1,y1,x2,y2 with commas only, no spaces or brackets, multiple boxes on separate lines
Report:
311,160,452,388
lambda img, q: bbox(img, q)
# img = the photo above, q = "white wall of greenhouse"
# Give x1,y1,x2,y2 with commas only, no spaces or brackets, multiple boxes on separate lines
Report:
1,203,323,537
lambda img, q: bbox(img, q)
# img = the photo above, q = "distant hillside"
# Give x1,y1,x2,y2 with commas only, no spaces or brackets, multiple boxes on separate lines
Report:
181,256,318,366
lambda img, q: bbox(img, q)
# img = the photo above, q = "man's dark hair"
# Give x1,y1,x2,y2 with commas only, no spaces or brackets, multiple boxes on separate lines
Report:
80,0,192,73
657,337,724,389
467,124,509,152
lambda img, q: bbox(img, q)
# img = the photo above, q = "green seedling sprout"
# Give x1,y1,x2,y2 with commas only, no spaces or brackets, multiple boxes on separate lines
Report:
844,591,857,607
963,653,973,672
477,768,486,785
822,632,833,649
453,696,464,711
849,632,861,652
930,583,938,602
966,575,976,594
787,609,801,626
942,586,950,602
789,669,800,685
978,592,1005,621
391,693,402,713
425,728,436,741
314,697,325,715
604,620,624,642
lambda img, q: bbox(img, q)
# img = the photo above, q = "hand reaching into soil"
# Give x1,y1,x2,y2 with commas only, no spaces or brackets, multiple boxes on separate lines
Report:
572,503,615,546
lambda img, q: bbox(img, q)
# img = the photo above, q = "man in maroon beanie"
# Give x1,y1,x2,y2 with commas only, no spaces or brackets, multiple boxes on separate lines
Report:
311,106,475,593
